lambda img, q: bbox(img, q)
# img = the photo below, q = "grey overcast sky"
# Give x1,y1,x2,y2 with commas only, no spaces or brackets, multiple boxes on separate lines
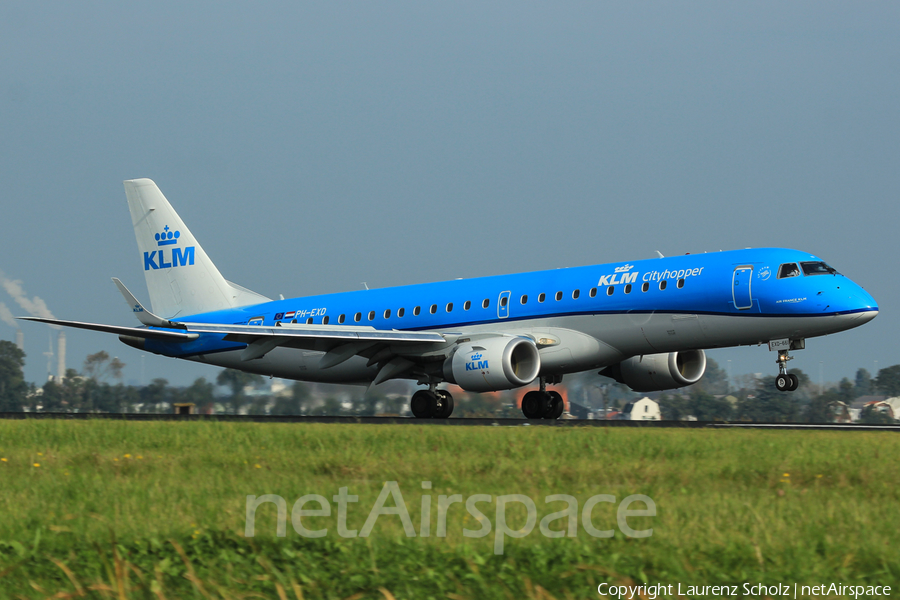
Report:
1,2,898,387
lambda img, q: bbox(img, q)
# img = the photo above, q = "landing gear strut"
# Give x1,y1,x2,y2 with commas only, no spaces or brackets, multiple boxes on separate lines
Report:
774,350,799,392
521,377,565,420
410,384,454,419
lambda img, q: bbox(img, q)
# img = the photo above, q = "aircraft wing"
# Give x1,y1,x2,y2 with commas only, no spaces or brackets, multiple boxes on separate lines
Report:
20,315,448,362
17,316,199,341
21,314,531,387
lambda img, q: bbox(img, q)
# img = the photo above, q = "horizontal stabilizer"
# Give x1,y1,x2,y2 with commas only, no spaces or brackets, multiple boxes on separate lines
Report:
17,317,199,341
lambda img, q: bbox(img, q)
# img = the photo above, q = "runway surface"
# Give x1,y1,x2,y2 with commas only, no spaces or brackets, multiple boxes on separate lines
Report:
0,412,898,431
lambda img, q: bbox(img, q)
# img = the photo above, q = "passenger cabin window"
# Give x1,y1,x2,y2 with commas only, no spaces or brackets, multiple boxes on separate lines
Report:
482,299,490,308
625,284,632,294
555,291,563,301
642,282,649,292
589,288,597,298
800,261,838,276
464,300,471,310
323,316,329,324
572,289,580,299
538,293,546,303
414,306,421,316
307,317,314,324
677,278,685,289
520,294,528,304
500,296,508,307
778,263,801,279
446,302,453,312
368,311,375,321
607,286,614,296
384,309,391,319
354,312,362,322
659,280,667,290
398,308,405,317
430,304,437,314
339,314,346,324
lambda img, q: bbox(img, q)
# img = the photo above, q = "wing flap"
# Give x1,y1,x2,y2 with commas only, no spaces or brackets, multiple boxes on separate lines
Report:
180,322,447,344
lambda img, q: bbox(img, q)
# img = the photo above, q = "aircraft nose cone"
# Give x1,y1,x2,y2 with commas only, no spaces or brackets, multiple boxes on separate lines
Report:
851,286,878,322
856,287,878,311
857,309,878,324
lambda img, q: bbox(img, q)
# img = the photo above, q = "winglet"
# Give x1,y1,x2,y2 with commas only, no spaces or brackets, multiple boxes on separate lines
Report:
112,278,184,329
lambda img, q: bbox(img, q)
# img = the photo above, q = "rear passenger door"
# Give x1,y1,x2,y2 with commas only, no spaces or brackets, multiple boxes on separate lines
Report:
498,291,511,319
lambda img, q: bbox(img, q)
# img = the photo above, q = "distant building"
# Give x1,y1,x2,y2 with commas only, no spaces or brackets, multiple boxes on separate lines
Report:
620,397,661,421
863,397,900,421
850,395,887,423
830,400,852,423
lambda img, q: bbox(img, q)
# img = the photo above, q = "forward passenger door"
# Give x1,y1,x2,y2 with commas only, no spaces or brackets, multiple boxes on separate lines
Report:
732,266,753,310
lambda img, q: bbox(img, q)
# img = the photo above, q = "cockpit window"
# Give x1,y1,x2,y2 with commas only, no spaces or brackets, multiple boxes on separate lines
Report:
800,261,839,276
777,263,801,279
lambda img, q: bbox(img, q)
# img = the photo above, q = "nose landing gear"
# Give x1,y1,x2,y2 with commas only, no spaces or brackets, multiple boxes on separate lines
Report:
774,350,799,392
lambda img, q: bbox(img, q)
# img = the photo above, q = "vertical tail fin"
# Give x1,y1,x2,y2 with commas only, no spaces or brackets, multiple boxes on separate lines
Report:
124,179,270,319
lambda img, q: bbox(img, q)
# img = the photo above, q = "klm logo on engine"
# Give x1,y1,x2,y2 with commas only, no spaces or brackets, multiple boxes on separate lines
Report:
466,352,489,371
144,226,195,271
597,264,638,286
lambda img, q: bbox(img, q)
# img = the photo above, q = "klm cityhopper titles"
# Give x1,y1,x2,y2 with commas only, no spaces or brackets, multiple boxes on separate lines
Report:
22,179,878,419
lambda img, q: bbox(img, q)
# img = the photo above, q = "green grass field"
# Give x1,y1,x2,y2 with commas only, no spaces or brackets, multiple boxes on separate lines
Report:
0,420,897,599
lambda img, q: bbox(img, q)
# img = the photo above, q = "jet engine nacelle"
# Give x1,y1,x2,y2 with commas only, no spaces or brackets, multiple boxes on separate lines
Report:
443,336,541,393
601,350,707,392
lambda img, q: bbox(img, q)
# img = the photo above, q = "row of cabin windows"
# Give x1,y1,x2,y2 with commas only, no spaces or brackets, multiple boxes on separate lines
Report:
289,278,687,325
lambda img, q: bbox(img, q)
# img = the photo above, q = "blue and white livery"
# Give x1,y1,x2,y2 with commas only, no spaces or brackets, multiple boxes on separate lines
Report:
23,179,879,419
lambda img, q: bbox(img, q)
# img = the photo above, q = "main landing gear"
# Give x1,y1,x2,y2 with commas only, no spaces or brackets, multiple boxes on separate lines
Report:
410,385,454,419
774,350,799,392
521,377,565,420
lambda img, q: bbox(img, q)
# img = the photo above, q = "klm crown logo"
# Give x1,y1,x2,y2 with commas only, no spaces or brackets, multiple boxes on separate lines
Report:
156,225,181,246
144,224,196,271
466,352,489,371
614,264,634,273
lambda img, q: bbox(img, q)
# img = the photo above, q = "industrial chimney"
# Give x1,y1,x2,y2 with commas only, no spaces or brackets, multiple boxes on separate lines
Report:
57,331,66,380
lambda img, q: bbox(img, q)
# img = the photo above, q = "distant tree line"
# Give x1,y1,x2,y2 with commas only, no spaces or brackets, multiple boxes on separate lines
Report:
0,341,898,423
656,360,897,424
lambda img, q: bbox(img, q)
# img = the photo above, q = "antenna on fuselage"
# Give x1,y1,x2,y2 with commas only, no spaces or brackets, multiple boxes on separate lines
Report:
361,282,369,290
655,251,665,258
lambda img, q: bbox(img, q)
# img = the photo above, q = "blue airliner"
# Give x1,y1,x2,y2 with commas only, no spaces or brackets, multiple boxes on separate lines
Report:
23,179,878,419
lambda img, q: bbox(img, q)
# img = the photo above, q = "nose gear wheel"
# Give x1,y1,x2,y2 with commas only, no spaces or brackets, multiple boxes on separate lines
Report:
774,350,799,392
